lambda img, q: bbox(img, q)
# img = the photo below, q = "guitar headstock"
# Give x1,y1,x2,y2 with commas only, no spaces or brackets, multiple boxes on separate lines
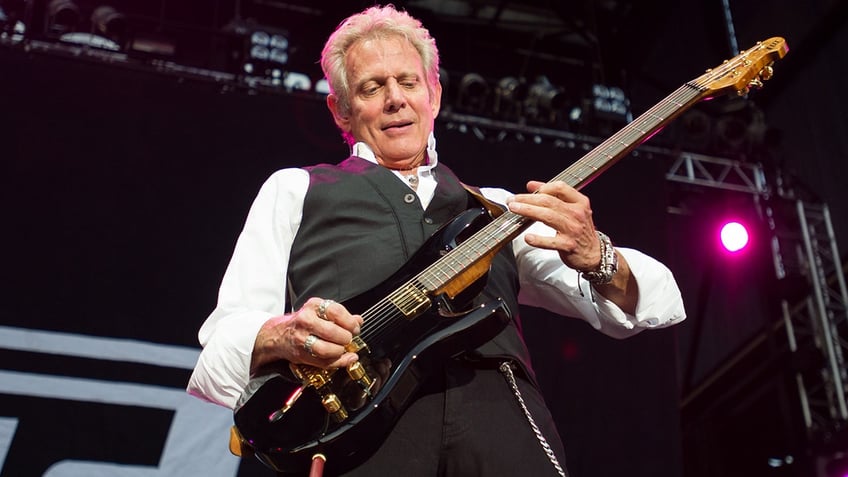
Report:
693,37,788,98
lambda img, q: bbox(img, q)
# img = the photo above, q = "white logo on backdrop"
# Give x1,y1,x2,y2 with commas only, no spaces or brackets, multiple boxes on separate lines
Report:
0,326,240,477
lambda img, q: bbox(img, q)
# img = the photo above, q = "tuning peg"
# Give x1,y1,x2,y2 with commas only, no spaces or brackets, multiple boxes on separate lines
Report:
760,65,774,81
748,78,764,90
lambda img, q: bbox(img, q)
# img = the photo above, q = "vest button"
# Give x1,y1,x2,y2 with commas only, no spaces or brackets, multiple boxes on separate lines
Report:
403,193,416,204
423,217,433,224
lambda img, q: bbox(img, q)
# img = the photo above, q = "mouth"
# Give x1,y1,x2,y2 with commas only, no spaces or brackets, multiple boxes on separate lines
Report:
382,120,414,131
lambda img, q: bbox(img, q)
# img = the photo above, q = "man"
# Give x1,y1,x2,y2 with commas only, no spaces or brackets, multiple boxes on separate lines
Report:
188,5,685,476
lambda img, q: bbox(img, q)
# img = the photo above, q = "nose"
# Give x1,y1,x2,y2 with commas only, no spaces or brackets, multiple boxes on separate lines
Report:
384,79,406,112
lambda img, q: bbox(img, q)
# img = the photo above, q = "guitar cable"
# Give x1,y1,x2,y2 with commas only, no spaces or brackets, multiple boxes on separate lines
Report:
309,453,327,477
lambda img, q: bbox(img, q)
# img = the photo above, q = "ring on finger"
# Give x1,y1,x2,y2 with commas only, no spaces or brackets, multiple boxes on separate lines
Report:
304,334,319,358
317,299,334,320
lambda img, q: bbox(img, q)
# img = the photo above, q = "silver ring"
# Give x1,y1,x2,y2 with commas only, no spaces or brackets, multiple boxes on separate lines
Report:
304,334,319,357
317,299,334,320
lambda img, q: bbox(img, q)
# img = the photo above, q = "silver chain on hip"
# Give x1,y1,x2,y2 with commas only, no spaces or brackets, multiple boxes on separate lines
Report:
498,361,567,477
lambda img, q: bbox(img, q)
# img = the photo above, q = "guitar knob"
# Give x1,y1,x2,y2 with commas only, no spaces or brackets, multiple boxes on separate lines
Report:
760,65,774,81
322,393,349,422
347,361,375,395
748,78,764,90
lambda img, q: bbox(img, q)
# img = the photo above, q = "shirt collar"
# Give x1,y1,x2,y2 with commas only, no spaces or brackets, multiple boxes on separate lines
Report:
350,132,439,171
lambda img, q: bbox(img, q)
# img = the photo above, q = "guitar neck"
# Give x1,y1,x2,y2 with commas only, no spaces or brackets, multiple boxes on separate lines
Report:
385,36,788,305
414,82,707,293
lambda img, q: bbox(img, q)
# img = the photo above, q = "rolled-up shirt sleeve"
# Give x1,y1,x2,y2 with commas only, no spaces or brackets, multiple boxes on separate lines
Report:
481,187,686,339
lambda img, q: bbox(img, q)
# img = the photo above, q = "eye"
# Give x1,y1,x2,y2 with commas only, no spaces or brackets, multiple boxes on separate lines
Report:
400,78,419,88
360,83,381,97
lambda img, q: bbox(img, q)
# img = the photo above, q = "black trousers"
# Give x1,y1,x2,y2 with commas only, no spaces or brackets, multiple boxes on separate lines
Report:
326,360,568,477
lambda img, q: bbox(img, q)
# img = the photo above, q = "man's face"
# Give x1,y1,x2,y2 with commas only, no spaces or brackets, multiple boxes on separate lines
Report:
328,35,441,169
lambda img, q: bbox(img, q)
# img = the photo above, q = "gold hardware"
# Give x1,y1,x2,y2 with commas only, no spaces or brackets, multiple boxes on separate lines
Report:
389,284,431,317
347,361,375,395
322,393,348,422
345,335,368,353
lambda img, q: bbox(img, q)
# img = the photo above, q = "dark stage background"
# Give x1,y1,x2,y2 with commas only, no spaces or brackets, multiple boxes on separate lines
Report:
2,1,847,476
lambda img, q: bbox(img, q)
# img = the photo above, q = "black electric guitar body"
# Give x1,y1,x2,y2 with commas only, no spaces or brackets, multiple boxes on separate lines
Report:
233,37,788,474
233,207,512,473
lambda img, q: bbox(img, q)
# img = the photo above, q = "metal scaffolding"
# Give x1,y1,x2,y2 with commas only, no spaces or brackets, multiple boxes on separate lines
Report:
664,151,848,447
778,200,848,442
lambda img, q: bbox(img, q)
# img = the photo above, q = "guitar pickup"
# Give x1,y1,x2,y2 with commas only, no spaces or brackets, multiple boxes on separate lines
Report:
389,284,431,318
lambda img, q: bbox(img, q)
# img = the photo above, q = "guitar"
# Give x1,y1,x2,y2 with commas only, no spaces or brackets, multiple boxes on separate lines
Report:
232,37,789,473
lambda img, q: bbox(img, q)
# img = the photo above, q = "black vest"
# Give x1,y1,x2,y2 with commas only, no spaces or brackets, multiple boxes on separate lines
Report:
287,156,535,380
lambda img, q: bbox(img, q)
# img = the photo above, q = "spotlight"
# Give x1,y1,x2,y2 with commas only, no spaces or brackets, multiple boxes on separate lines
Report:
524,75,568,124
456,73,488,113
0,2,26,42
493,76,527,119
283,71,311,92
45,0,79,36
720,221,750,253
249,30,288,65
591,84,631,122
527,75,567,111
224,19,290,84
315,78,330,95
90,6,128,48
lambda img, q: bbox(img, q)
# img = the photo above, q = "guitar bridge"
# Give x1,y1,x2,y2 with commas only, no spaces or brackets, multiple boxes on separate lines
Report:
389,284,431,318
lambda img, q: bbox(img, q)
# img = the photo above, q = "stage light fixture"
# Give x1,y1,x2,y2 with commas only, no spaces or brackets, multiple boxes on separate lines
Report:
0,3,25,43
456,73,488,113
283,71,311,92
522,75,569,125
591,83,631,122
45,0,79,36
720,221,750,253
90,5,128,49
527,75,567,111
249,29,288,65
315,78,330,95
223,18,291,85
493,76,527,118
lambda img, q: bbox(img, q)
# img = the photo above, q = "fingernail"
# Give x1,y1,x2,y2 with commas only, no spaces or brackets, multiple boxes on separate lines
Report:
353,325,361,335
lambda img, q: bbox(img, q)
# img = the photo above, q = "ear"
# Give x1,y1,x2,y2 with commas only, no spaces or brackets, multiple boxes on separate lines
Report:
327,94,351,133
430,80,443,118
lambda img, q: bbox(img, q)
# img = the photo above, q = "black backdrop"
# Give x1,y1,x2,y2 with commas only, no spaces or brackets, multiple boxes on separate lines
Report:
0,46,681,477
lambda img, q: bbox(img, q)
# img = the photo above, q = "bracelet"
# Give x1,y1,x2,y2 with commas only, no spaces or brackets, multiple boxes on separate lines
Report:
581,231,618,285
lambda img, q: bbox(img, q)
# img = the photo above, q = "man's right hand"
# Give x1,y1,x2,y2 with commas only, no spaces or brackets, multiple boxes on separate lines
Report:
250,297,363,374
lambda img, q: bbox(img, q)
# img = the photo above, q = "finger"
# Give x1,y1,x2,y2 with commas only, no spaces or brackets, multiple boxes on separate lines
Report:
311,298,363,335
303,334,348,359
528,180,585,203
311,320,355,347
326,352,359,369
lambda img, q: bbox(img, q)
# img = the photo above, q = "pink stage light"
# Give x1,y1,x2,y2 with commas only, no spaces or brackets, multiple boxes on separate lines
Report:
719,221,749,253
